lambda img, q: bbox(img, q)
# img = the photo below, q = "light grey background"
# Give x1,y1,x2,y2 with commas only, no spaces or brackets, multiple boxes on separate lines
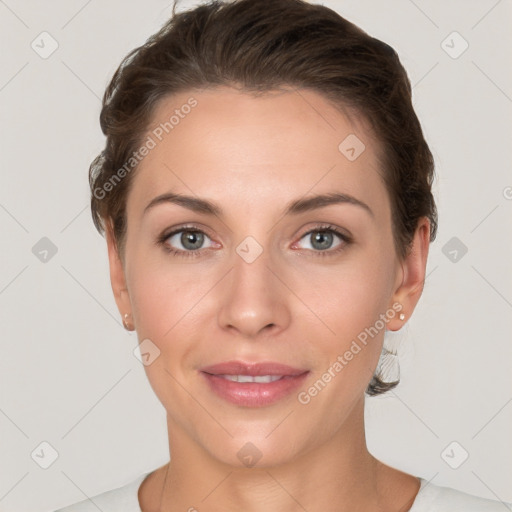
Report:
1,0,511,510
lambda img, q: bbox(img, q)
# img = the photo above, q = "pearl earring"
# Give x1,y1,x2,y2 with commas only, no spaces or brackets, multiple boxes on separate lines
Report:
399,313,405,321
123,313,133,330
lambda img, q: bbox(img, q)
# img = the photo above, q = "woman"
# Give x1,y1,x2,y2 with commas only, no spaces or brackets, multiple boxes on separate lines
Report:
55,0,509,510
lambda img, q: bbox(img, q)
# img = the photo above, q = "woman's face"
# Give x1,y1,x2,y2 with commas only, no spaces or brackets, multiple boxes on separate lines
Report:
108,86,428,467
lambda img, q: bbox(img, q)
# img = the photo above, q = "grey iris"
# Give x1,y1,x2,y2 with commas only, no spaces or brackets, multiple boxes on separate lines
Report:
182,231,204,250
311,231,333,250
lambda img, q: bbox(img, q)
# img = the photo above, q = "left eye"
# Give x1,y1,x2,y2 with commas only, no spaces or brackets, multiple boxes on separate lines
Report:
166,230,214,251
296,229,345,251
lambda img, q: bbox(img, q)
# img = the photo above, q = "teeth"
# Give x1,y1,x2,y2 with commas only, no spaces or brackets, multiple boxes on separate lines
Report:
221,375,283,383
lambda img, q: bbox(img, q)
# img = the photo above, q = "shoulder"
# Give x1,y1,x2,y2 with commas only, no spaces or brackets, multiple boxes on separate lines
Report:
411,478,511,512
53,471,151,512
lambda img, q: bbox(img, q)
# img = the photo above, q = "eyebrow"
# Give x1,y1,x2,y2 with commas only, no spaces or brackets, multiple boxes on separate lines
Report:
143,191,374,218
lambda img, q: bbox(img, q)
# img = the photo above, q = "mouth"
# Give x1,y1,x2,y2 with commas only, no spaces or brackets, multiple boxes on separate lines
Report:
200,360,310,407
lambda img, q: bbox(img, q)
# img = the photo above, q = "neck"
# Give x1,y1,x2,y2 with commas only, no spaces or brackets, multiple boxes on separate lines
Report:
154,396,416,512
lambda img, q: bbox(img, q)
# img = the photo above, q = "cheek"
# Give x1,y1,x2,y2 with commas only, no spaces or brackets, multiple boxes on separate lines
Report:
290,265,393,425
297,249,395,333
299,274,387,372
126,259,212,420
126,245,214,338
290,247,396,388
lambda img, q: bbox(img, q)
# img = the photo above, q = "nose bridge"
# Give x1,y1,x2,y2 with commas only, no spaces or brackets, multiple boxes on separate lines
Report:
216,236,290,337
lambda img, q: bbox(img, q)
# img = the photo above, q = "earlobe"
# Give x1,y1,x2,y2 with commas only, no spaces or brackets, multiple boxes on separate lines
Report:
387,218,430,332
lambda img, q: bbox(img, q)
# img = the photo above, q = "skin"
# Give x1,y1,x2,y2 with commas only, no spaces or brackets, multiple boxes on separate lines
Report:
106,86,430,512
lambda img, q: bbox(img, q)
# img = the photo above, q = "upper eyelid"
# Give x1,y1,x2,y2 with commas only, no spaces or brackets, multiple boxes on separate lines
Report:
162,223,214,239
300,225,349,237
297,225,352,245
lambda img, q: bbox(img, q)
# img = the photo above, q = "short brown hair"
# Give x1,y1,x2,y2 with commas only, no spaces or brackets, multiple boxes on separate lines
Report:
89,0,438,395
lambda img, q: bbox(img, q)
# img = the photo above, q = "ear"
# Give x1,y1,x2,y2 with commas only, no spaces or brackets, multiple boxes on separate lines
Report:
387,217,431,331
105,221,133,329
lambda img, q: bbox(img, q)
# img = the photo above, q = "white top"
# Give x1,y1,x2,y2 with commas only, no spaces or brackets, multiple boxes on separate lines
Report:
54,472,510,511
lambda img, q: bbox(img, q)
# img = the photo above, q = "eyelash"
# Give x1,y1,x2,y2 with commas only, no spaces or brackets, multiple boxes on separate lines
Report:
156,223,352,259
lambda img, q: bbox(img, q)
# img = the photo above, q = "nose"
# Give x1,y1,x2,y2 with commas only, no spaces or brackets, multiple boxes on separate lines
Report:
217,245,291,339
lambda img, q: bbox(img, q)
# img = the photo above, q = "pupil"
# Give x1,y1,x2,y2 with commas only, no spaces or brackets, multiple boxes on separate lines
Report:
312,231,332,250
182,231,203,249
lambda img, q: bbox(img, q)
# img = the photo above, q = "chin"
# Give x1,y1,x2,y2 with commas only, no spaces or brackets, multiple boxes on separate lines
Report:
213,443,299,470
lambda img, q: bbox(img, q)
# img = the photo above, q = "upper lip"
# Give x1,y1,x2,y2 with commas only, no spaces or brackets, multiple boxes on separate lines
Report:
200,360,308,377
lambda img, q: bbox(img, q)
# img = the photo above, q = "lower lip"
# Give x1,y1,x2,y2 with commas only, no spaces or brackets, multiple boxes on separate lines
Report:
201,372,309,407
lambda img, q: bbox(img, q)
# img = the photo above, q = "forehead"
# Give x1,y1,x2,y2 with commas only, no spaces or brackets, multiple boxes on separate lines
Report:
127,86,387,217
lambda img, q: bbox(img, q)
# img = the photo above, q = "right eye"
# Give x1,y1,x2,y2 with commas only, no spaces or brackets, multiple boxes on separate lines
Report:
157,226,218,258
